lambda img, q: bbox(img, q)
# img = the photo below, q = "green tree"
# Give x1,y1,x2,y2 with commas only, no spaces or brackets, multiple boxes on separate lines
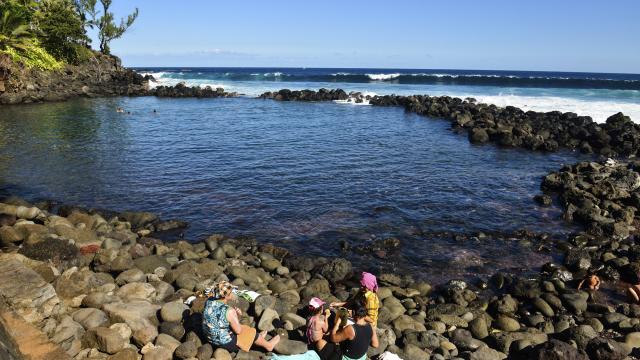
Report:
37,0,91,64
76,0,138,55
0,6,35,52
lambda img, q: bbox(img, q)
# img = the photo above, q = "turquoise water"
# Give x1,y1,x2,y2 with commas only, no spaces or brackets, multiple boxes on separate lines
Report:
0,97,591,279
137,67,640,123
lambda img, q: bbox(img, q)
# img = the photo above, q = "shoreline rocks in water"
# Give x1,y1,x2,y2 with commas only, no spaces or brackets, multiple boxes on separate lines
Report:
259,88,349,102
1,193,640,360
149,82,238,98
260,88,639,158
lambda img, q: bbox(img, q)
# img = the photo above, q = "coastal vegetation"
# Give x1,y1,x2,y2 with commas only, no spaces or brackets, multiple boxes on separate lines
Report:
0,0,137,70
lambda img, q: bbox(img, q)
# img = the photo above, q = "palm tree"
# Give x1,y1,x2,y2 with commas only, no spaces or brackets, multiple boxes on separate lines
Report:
0,9,35,52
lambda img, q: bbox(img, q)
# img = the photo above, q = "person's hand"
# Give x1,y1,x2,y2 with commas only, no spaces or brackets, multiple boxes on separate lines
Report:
234,307,242,316
324,308,331,317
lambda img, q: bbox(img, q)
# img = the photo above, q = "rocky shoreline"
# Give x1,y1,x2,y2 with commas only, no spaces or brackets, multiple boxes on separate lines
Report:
0,56,241,105
3,85,640,359
2,164,640,360
260,88,639,158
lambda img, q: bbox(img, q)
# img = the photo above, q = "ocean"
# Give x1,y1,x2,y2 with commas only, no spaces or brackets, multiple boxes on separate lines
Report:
0,96,591,280
135,67,640,123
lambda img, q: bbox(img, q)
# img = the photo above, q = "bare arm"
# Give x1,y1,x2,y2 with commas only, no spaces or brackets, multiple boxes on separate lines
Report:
329,321,355,343
226,307,243,335
321,313,329,333
370,325,379,348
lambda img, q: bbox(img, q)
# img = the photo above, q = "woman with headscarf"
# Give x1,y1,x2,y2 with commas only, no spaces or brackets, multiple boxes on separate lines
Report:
321,298,379,360
330,272,380,326
202,281,280,352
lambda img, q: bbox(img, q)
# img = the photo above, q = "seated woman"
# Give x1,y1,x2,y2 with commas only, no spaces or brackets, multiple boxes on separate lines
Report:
330,272,380,326
202,281,280,352
318,299,379,360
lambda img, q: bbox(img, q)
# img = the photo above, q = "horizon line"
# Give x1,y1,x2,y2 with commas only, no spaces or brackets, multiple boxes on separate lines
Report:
125,65,640,76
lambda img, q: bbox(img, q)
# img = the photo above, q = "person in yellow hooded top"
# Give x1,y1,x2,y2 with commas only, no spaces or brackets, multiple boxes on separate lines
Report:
331,272,380,326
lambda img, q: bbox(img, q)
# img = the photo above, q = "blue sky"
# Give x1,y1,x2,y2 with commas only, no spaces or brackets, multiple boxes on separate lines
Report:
97,0,640,73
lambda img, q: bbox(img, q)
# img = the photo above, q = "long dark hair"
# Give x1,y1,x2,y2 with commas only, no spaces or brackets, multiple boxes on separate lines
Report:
353,297,368,319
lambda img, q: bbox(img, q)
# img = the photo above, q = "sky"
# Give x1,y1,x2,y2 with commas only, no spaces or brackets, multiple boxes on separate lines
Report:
95,0,640,73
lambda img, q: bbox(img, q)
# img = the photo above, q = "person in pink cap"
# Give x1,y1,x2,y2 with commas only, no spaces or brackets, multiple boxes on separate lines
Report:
306,297,330,351
330,272,380,326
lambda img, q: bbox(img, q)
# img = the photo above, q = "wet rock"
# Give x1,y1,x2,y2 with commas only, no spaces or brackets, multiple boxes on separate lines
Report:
318,258,352,283
561,292,588,314
534,194,553,206
469,128,489,143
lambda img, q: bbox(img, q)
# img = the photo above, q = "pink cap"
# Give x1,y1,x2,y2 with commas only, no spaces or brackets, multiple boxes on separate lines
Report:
309,297,326,309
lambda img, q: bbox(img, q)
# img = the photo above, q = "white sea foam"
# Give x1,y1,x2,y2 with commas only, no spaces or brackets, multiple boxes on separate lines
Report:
470,94,640,123
334,91,378,106
366,73,401,81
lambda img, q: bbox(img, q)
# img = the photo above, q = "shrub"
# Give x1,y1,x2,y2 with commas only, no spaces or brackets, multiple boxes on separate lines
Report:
1,45,63,71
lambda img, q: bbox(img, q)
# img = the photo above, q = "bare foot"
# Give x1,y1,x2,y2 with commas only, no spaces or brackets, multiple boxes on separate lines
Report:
265,334,280,352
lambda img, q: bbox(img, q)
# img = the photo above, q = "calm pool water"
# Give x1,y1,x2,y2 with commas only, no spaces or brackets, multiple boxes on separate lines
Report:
0,97,591,280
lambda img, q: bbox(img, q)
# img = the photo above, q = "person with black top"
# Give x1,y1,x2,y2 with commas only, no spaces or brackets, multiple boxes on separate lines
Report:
317,298,379,360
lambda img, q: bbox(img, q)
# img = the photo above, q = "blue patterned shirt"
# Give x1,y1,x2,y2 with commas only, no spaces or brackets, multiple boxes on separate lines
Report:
202,299,233,345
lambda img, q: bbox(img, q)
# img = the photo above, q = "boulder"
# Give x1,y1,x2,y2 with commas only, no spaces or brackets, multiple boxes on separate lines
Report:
134,255,171,274
318,258,352,283
103,300,161,346
83,327,125,354
116,282,157,301
116,269,146,285
273,338,308,355
160,300,189,322
142,345,172,360
258,308,279,331
155,333,181,353
174,341,198,359
469,346,507,360
0,257,60,324
72,308,109,330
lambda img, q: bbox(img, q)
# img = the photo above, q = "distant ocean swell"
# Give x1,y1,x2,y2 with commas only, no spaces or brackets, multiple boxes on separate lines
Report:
138,70,640,90
136,68,640,123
